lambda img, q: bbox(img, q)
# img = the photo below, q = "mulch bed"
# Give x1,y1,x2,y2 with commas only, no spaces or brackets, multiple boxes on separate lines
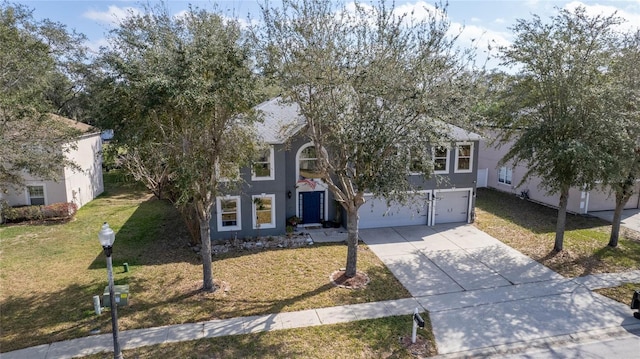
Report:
329,270,370,289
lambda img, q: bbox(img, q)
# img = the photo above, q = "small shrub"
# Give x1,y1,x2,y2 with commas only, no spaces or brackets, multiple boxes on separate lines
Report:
1,202,78,223
43,202,78,218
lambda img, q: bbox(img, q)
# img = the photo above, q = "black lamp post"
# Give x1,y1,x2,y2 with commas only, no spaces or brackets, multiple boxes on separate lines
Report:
98,222,123,359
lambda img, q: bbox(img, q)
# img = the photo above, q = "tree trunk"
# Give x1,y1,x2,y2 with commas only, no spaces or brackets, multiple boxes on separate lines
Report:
179,206,201,246
609,189,633,247
554,187,569,252
345,205,359,278
199,214,215,292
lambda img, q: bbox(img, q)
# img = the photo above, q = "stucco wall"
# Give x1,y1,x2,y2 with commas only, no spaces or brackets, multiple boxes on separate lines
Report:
1,133,103,209
63,133,104,208
478,134,640,213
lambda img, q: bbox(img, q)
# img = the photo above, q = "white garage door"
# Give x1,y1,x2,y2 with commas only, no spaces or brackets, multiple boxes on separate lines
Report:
434,190,470,224
359,195,429,229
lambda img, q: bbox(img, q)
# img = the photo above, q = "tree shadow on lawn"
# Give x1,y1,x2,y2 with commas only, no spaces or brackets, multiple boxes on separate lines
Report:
539,243,640,277
112,243,404,322
0,282,117,353
476,188,612,234
2,251,398,353
87,195,199,269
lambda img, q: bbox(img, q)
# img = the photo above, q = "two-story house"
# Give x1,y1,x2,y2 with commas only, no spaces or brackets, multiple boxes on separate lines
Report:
477,131,640,214
0,115,104,210
210,97,481,241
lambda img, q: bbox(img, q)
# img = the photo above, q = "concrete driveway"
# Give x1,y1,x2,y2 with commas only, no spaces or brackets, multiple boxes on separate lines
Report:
359,224,639,356
590,209,640,233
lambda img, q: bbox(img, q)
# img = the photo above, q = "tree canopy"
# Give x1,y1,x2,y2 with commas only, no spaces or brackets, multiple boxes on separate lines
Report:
258,0,478,276
599,29,640,247
493,6,625,251
92,4,259,291
0,2,87,189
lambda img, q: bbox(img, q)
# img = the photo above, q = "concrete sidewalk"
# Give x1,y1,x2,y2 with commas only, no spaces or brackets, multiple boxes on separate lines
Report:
3,298,423,359
4,224,640,359
360,224,640,357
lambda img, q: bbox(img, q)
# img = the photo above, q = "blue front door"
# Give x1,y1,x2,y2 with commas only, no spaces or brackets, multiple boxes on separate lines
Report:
300,191,323,224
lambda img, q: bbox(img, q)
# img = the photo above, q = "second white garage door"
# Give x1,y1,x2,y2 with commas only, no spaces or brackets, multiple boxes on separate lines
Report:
359,194,430,229
434,190,470,224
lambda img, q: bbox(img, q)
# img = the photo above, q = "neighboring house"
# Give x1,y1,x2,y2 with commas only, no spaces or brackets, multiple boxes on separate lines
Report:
0,115,104,209
477,132,640,214
210,97,481,241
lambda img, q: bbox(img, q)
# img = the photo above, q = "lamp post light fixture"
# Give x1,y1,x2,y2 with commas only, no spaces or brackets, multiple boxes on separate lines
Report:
98,222,123,359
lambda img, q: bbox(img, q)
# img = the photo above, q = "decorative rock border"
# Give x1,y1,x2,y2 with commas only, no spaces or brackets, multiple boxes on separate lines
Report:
190,233,315,255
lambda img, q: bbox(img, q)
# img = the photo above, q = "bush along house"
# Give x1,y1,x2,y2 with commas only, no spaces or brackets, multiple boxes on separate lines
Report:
209,97,481,241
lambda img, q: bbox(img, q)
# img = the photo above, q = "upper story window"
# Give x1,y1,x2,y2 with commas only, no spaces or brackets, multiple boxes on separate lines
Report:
433,146,450,174
298,144,323,179
498,166,513,185
27,185,45,205
252,146,274,181
216,196,241,231
252,194,276,229
454,143,473,173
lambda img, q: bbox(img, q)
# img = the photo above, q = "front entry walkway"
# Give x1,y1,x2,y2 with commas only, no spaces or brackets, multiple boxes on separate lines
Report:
360,224,640,356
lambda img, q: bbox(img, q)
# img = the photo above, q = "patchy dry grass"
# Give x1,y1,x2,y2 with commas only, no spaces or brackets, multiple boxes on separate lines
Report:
595,283,640,305
82,314,437,359
0,172,410,353
474,188,640,277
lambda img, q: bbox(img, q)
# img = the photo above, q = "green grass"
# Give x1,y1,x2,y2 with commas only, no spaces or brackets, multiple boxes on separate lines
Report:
474,188,640,277
0,171,412,353
82,314,436,359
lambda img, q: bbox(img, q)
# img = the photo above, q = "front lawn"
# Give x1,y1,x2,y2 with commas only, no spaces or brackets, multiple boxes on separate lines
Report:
82,315,437,359
474,188,640,277
0,172,411,353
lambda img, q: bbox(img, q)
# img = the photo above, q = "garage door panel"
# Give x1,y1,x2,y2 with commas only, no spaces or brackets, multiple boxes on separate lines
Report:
359,196,429,229
434,190,469,224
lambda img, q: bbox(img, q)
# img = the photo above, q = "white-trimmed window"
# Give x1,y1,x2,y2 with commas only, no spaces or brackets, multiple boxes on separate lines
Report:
252,194,276,229
252,146,274,181
216,196,241,231
27,185,45,205
454,143,473,173
298,144,323,179
433,146,450,174
498,166,513,185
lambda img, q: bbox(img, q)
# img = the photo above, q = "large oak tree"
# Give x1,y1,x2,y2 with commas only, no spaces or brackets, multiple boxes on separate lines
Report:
1,2,88,189
93,4,259,291
257,0,477,277
601,29,640,247
495,7,622,252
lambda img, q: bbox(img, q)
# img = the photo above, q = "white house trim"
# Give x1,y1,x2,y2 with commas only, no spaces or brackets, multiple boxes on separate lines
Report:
295,142,328,222
454,142,474,174
431,187,473,225
216,195,242,232
252,193,276,229
251,146,275,181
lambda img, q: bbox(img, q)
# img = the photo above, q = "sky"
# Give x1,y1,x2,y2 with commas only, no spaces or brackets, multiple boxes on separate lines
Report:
10,0,640,68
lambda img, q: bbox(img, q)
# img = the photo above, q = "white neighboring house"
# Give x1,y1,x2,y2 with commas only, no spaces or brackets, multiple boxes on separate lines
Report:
0,115,104,209
477,131,640,214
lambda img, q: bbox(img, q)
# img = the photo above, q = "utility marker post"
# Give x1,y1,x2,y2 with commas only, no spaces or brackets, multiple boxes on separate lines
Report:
412,308,425,344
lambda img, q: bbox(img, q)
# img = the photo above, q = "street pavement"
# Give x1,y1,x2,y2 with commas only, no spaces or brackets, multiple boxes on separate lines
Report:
3,224,640,359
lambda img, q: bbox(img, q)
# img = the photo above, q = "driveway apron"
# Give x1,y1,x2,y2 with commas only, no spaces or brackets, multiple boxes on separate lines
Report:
360,225,635,355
